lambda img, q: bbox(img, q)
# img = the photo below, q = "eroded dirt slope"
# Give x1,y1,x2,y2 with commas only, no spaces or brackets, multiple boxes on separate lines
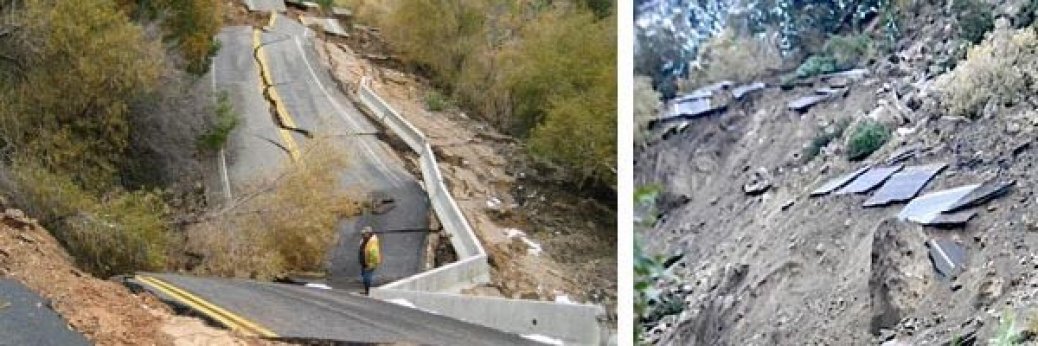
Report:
0,207,265,345
636,58,1038,344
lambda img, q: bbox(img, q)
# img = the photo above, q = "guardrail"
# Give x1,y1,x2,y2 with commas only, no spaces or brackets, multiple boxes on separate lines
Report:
355,77,605,345
356,77,489,290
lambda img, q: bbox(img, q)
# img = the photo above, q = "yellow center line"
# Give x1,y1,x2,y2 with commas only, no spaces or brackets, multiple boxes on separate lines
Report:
137,275,278,338
252,29,302,162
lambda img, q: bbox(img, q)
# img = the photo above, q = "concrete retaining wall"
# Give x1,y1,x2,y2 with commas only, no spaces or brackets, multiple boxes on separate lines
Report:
357,77,487,276
377,255,490,293
356,77,605,345
358,82,427,153
372,288,605,345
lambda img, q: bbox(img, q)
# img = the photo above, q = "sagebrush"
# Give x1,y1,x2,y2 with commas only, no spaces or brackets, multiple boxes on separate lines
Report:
182,138,359,279
687,30,782,88
937,23,1038,118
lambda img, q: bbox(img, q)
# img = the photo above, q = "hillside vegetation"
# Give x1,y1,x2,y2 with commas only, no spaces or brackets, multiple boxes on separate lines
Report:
0,0,347,279
341,0,616,189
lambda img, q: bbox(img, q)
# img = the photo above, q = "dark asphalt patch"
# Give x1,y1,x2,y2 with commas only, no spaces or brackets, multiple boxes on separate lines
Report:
0,279,90,346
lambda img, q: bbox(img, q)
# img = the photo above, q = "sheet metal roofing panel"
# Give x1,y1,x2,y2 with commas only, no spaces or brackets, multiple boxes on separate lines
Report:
833,164,904,195
732,82,766,99
927,239,966,279
671,98,712,117
863,163,947,207
945,180,1016,212
810,166,871,196
787,94,832,112
897,184,981,224
926,210,977,226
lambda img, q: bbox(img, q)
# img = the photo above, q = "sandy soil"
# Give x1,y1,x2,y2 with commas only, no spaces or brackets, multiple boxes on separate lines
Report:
0,208,266,345
315,33,617,320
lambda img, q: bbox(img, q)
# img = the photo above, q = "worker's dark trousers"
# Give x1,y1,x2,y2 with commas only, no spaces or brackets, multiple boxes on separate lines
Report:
361,268,375,295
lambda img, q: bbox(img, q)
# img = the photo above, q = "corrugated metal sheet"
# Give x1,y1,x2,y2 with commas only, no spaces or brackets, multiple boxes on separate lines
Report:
927,239,966,279
897,184,981,224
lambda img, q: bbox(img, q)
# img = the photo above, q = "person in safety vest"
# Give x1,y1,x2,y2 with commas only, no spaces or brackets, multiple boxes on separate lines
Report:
358,226,381,295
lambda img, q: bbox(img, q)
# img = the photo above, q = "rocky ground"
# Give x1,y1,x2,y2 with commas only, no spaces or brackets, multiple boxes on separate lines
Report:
314,25,617,322
0,207,269,345
636,6,1038,345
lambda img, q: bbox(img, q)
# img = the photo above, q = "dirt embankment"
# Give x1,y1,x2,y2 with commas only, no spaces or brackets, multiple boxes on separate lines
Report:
636,19,1038,345
315,29,617,320
0,207,266,345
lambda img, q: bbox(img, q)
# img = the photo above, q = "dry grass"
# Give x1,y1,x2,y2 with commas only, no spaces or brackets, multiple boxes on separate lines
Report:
682,30,782,90
634,75,661,145
937,21,1038,118
181,137,360,279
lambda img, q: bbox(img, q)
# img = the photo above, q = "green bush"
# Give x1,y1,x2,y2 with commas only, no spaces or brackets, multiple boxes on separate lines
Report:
795,55,838,79
633,184,661,341
198,92,239,151
424,90,450,112
846,120,890,160
954,0,994,44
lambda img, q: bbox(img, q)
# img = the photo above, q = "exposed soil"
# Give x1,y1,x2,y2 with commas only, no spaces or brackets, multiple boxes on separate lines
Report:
317,34,617,322
0,207,268,345
636,29,1038,346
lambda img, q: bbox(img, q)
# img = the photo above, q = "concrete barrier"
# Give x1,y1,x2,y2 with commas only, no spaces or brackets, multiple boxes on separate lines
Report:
357,82,427,153
357,77,487,278
371,288,606,345
356,77,606,345
377,255,490,293
420,143,484,258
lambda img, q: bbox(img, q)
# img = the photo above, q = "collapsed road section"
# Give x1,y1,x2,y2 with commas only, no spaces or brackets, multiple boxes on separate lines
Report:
155,10,604,346
256,14,430,285
128,273,533,345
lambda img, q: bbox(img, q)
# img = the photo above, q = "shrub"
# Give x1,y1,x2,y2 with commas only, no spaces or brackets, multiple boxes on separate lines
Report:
690,29,783,87
424,90,450,112
183,138,358,279
990,310,1019,345
5,162,171,277
824,34,872,70
633,184,662,341
795,55,838,78
954,0,994,44
846,120,891,160
937,23,1038,118
197,92,239,151
634,76,661,145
